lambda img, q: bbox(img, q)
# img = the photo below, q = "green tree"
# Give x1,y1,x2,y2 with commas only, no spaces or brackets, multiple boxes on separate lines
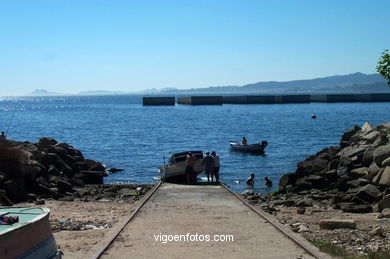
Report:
377,49,390,86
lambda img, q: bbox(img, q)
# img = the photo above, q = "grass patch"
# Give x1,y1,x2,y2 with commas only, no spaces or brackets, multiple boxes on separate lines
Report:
312,240,390,259
312,240,351,258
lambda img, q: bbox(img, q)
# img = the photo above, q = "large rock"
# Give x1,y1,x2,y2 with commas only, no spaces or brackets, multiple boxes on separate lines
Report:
373,144,390,166
319,219,356,230
340,204,373,213
361,122,374,133
279,173,296,188
311,158,329,172
79,170,105,184
378,194,390,211
356,184,381,203
362,131,380,143
379,166,390,187
37,137,58,149
382,157,390,167
362,147,375,166
340,125,360,147
364,162,380,181
349,167,368,178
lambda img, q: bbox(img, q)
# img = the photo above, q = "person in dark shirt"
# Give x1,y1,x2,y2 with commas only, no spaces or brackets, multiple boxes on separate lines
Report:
185,152,197,184
201,152,214,183
246,173,255,186
264,176,272,187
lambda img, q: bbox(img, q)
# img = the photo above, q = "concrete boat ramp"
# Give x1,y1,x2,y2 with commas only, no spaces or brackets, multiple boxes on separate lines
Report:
96,183,327,259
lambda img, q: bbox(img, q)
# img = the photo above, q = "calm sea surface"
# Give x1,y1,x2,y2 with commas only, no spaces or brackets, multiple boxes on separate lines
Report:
1,95,389,193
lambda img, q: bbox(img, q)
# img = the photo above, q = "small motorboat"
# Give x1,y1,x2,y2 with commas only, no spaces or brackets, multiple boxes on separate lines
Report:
0,207,62,259
158,151,203,182
229,140,268,153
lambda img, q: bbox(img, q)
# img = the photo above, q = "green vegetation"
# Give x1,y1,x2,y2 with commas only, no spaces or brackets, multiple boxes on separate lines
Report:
312,240,390,259
377,49,390,86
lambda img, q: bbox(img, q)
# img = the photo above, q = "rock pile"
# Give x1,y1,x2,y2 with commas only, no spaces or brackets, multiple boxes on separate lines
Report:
0,137,108,203
279,121,390,213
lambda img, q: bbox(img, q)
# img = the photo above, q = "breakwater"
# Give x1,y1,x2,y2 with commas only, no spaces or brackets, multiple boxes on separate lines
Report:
143,93,390,105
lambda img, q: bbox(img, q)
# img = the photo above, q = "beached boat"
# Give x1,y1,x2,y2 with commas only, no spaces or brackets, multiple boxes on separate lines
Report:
0,207,62,259
229,140,268,153
158,151,203,182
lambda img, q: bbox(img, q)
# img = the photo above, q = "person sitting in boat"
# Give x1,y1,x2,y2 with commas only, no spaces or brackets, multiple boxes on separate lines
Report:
246,173,255,186
201,152,215,183
185,152,197,184
241,137,247,145
264,176,272,187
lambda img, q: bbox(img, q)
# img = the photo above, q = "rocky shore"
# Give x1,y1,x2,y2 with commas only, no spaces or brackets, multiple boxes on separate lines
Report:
0,137,152,204
243,121,390,257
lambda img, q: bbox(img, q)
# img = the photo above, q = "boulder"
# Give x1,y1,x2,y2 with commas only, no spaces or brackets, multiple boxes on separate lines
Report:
337,166,349,179
36,176,50,187
343,147,366,158
0,189,13,206
362,147,375,166
37,137,58,149
379,208,390,218
57,179,73,193
361,122,373,133
319,219,356,230
79,171,105,184
379,166,390,187
362,131,380,143
3,180,20,199
311,158,329,172
382,157,390,167
363,162,380,181
373,144,390,166
241,190,254,196
328,159,339,170
356,184,381,203
378,194,390,211
346,179,369,188
295,179,313,191
84,159,105,172
340,125,360,147
372,168,384,185
322,169,337,180
349,167,368,178
340,204,373,213
279,173,296,188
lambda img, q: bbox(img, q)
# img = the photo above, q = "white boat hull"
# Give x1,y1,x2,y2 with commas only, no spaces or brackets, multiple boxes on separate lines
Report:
229,141,267,153
159,160,203,179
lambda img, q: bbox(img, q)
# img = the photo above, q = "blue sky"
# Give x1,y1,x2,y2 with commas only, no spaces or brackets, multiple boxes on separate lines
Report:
0,0,389,95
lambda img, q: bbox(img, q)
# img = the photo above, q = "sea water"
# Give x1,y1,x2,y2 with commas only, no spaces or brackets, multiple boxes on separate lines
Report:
1,95,389,193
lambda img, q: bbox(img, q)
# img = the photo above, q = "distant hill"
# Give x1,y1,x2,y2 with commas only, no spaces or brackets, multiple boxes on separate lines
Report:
160,72,389,94
29,89,63,96
77,90,129,95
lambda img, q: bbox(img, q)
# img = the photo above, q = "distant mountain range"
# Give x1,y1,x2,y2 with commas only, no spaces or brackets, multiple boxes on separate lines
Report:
158,72,389,94
28,72,389,96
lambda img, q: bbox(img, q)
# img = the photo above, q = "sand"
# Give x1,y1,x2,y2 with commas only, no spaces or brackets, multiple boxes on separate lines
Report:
19,199,139,259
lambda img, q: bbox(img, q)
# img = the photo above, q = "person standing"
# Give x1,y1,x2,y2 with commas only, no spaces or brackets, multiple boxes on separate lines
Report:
241,137,247,145
264,176,272,187
185,152,197,184
246,173,255,186
211,151,220,183
201,152,214,183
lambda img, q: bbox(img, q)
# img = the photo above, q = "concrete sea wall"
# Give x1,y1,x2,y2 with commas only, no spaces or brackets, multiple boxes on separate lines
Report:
143,93,390,105
143,97,175,106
